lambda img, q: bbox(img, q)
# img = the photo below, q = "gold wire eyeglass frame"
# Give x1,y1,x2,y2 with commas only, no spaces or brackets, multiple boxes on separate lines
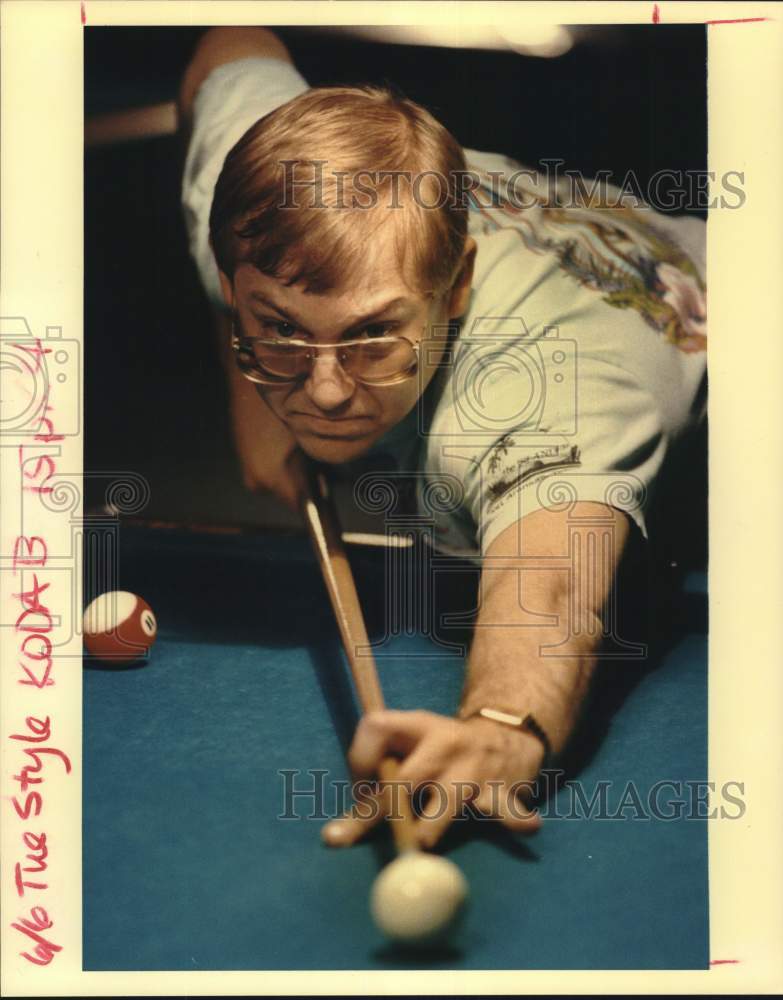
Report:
230,311,422,387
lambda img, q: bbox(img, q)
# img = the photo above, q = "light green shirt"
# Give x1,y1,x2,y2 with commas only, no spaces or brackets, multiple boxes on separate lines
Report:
182,57,707,555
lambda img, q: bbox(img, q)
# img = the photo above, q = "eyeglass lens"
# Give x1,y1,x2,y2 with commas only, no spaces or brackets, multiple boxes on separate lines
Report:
239,338,416,384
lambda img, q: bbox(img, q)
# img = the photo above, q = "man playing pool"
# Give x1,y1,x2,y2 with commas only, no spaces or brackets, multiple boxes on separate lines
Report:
178,28,707,849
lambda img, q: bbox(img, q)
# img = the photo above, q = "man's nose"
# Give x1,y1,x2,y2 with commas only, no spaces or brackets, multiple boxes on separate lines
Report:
303,352,356,411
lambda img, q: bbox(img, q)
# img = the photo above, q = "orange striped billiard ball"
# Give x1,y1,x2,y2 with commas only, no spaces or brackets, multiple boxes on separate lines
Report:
83,591,157,665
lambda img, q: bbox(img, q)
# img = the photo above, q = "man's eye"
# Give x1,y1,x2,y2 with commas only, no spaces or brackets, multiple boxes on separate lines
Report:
361,323,393,339
260,319,297,338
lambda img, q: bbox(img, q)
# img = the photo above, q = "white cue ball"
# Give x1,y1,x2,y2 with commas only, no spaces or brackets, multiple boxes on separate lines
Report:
370,851,468,945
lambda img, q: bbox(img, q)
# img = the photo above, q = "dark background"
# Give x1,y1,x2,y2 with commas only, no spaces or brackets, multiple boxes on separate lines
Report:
85,25,707,538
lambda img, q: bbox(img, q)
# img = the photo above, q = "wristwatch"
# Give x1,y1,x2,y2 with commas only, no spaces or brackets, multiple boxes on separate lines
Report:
463,707,553,765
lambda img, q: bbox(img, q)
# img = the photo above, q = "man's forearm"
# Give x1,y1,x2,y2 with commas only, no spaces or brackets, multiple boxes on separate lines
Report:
458,573,603,757
458,503,631,758
178,27,292,132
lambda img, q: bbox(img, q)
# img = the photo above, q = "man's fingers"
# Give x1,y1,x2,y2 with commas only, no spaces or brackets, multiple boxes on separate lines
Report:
392,736,454,790
473,783,543,834
321,783,387,848
347,710,438,779
414,772,480,849
501,778,543,833
322,778,541,848
333,712,544,848
321,807,384,848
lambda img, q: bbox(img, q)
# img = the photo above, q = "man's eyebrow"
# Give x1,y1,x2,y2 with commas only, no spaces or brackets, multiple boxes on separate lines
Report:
248,292,296,320
247,292,415,329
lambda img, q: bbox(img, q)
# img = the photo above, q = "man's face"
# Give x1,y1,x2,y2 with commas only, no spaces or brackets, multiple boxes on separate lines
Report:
224,238,474,464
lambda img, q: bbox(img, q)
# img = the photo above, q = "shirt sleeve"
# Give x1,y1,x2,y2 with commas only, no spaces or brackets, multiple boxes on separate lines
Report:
181,56,309,308
473,355,667,554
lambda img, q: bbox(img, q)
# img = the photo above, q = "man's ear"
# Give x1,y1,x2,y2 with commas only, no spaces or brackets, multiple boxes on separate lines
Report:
217,267,234,311
446,237,477,320
209,233,235,310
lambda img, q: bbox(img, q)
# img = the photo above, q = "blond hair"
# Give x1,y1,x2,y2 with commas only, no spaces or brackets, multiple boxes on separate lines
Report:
209,85,469,296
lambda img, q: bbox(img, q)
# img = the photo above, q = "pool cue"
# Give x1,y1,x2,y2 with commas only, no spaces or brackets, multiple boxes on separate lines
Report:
300,465,419,853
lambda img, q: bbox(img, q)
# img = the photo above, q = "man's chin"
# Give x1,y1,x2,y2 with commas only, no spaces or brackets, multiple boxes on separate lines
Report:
297,432,377,465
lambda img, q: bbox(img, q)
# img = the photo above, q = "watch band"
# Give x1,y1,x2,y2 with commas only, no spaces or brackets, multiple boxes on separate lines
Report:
464,707,553,763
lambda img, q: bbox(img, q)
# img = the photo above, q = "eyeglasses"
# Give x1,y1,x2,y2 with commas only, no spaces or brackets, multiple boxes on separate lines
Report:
231,313,421,387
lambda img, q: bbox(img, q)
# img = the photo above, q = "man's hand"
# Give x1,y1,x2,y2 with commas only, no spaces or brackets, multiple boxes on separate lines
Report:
227,382,306,510
212,306,306,510
321,503,632,850
321,709,544,849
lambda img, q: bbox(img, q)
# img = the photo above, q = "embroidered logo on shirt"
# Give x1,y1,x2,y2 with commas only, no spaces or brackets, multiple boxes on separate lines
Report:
469,171,707,355
486,436,581,506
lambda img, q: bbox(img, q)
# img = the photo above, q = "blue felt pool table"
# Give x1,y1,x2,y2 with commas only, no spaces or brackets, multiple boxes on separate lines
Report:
82,521,708,971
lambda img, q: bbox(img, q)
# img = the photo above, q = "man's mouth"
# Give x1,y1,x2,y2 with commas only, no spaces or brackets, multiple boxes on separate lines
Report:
288,412,375,438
